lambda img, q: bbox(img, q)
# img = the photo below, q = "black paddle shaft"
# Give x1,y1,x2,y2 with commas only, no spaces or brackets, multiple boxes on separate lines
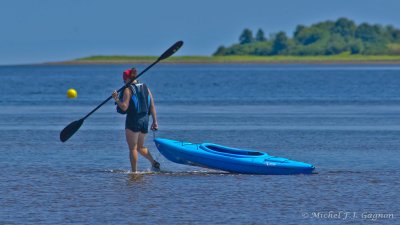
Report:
82,40,184,120
82,59,160,120
60,41,183,142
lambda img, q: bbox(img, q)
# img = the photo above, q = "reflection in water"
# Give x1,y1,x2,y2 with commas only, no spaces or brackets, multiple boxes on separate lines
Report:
127,173,146,184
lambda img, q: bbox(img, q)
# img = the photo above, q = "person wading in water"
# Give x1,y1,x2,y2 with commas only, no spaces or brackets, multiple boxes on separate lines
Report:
112,68,160,172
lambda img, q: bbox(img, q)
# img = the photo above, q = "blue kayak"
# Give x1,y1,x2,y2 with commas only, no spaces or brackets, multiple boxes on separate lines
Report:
154,138,315,175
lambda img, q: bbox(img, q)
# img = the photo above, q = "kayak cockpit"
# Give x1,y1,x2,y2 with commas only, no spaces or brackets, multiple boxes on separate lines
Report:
200,143,265,157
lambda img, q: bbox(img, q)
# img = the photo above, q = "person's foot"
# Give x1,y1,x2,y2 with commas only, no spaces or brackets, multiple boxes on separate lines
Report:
152,160,160,170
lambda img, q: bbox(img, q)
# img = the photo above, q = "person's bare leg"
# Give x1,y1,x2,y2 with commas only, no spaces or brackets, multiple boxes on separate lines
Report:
137,132,156,165
125,129,140,172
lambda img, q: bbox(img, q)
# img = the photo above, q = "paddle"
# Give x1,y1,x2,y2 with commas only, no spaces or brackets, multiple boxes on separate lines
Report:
60,40,184,142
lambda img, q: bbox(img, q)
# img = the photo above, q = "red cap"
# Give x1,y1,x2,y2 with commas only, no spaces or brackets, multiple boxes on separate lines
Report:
123,69,131,80
122,68,137,81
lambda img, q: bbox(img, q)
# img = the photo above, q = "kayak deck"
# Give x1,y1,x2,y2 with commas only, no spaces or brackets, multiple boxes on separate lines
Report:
154,138,315,175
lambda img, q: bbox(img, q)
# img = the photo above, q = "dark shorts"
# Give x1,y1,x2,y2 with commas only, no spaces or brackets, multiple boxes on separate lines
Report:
125,114,149,133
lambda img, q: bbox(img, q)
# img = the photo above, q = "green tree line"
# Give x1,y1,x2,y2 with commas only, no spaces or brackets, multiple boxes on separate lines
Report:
214,18,400,56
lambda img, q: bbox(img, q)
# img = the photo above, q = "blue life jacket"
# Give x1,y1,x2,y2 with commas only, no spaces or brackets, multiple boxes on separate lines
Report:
116,83,151,115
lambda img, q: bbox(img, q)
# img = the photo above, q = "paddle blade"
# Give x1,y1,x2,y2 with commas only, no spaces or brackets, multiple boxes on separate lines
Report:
60,119,84,142
158,40,184,61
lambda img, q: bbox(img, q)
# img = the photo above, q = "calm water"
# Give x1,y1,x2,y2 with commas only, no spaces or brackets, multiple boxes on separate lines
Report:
0,64,399,224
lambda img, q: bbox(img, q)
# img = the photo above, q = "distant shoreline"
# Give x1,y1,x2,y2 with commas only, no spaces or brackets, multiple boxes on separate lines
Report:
46,55,400,65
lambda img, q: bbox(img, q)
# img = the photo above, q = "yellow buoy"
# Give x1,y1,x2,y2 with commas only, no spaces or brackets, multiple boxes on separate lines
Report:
67,88,78,99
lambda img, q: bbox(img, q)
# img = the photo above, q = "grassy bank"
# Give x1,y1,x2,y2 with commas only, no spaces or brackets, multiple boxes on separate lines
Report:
55,54,400,64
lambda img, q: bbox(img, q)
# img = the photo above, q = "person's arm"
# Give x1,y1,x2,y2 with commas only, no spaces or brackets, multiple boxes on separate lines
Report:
148,89,158,130
112,88,130,111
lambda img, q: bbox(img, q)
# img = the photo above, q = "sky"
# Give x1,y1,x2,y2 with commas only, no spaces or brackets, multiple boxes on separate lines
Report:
1,0,400,65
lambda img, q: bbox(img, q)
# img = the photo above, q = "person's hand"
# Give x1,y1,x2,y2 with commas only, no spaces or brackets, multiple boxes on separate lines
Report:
112,90,118,102
151,122,158,131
